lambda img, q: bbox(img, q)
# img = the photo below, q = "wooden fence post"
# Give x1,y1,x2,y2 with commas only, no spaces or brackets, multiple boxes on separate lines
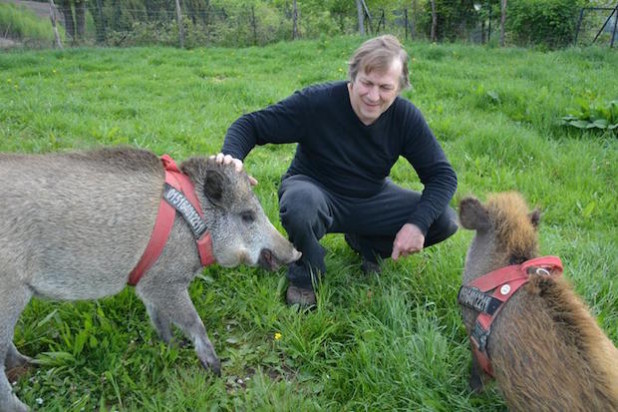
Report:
175,0,184,48
356,0,365,35
48,0,63,49
430,0,437,41
487,0,492,43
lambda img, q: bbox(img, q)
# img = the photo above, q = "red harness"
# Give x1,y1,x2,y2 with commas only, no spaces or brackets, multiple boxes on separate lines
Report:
458,256,563,377
128,155,215,286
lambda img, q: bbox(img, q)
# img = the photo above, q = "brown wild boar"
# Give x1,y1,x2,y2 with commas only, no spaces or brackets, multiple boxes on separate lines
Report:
0,147,300,412
458,192,618,411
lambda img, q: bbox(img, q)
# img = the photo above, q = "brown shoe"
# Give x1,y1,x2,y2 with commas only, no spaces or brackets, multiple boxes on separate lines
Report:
361,260,381,275
286,285,317,308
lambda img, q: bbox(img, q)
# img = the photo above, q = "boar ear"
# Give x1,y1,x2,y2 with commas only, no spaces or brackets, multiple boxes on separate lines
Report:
529,209,541,229
459,197,491,232
204,170,225,205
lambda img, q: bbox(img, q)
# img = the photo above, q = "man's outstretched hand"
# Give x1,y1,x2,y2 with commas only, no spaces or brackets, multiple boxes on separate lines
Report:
391,223,424,261
210,153,258,186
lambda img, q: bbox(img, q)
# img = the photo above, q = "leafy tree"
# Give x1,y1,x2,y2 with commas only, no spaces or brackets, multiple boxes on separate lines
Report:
507,0,587,48
420,0,479,41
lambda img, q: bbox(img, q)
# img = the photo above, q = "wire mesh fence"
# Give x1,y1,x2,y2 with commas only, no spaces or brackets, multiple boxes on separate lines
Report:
64,5,420,48
2,0,617,50
574,7,618,47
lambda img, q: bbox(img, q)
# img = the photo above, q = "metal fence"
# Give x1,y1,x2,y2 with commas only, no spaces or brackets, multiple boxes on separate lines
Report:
3,1,617,50
69,5,420,48
574,6,618,48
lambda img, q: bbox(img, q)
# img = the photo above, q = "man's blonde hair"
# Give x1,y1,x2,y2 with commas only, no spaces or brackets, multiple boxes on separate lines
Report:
348,35,410,90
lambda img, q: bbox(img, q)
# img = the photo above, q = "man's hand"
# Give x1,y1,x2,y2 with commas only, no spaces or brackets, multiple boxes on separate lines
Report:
210,153,258,186
391,223,424,261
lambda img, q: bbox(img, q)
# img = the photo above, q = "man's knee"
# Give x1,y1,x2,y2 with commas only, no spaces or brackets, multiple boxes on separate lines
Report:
279,185,330,235
280,192,314,230
424,206,458,247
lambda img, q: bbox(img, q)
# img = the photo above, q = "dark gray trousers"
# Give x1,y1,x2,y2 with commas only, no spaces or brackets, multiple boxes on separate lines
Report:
278,174,458,289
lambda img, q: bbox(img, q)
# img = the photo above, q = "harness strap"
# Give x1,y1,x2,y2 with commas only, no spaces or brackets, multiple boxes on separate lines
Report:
128,155,214,286
161,156,215,268
459,256,563,378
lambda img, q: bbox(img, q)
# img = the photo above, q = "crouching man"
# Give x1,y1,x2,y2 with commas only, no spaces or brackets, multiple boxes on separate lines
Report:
217,35,458,308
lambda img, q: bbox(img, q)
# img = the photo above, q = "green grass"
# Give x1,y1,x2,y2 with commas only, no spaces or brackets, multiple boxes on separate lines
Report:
1,37,617,410
0,2,64,46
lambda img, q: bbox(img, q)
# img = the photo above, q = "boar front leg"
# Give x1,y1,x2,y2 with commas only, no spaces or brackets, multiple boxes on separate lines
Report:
144,303,173,344
138,288,221,376
0,283,32,412
469,351,485,393
6,342,33,371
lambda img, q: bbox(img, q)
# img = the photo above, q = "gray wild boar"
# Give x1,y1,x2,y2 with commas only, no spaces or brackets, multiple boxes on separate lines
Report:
0,147,300,412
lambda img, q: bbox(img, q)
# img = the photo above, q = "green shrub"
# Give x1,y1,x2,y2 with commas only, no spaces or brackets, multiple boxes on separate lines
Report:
561,100,618,133
508,0,586,48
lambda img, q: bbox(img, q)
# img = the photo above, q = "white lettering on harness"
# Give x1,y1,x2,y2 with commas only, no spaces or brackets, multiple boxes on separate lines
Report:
458,286,494,314
164,186,207,237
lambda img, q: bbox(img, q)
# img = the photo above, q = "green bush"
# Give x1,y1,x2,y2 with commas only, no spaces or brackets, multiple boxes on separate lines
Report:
508,0,586,48
561,100,618,133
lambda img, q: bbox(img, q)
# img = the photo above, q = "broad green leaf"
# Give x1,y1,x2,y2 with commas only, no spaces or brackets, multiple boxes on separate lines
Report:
568,120,590,129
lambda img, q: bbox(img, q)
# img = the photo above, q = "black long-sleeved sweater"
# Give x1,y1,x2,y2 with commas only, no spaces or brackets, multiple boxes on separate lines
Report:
222,81,457,234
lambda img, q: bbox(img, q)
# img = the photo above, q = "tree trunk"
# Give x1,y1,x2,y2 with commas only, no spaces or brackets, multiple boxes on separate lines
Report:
92,0,105,43
430,0,437,42
500,0,507,47
292,0,298,40
356,0,365,36
410,0,417,39
75,0,86,40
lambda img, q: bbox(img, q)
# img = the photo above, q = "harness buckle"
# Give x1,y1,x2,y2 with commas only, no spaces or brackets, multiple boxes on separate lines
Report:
471,321,490,353
536,267,550,276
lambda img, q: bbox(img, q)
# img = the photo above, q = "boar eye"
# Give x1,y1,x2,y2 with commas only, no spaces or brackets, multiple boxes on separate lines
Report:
241,211,255,223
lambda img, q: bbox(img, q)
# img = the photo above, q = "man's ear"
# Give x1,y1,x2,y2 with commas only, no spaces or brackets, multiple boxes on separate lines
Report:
204,170,224,206
459,197,491,232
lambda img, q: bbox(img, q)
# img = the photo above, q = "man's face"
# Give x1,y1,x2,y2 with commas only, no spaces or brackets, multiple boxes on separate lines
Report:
348,59,402,126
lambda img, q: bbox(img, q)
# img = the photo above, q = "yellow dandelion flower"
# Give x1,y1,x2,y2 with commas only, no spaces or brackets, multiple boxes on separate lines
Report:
274,332,282,341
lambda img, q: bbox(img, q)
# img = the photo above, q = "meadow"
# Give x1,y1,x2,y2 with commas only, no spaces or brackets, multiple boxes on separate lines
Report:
0,37,617,411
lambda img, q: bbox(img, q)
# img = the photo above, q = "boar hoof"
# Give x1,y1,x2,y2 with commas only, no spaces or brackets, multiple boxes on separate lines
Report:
469,372,484,393
200,357,222,377
6,364,34,383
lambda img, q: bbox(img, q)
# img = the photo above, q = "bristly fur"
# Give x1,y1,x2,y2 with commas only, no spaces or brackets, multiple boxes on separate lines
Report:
460,192,618,412
486,192,538,263
0,146,300,412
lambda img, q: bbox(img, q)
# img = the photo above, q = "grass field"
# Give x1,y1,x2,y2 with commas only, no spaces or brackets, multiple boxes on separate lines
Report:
0,37,617,411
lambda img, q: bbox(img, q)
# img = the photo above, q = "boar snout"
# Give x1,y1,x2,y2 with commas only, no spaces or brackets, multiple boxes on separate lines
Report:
258,247,301,271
